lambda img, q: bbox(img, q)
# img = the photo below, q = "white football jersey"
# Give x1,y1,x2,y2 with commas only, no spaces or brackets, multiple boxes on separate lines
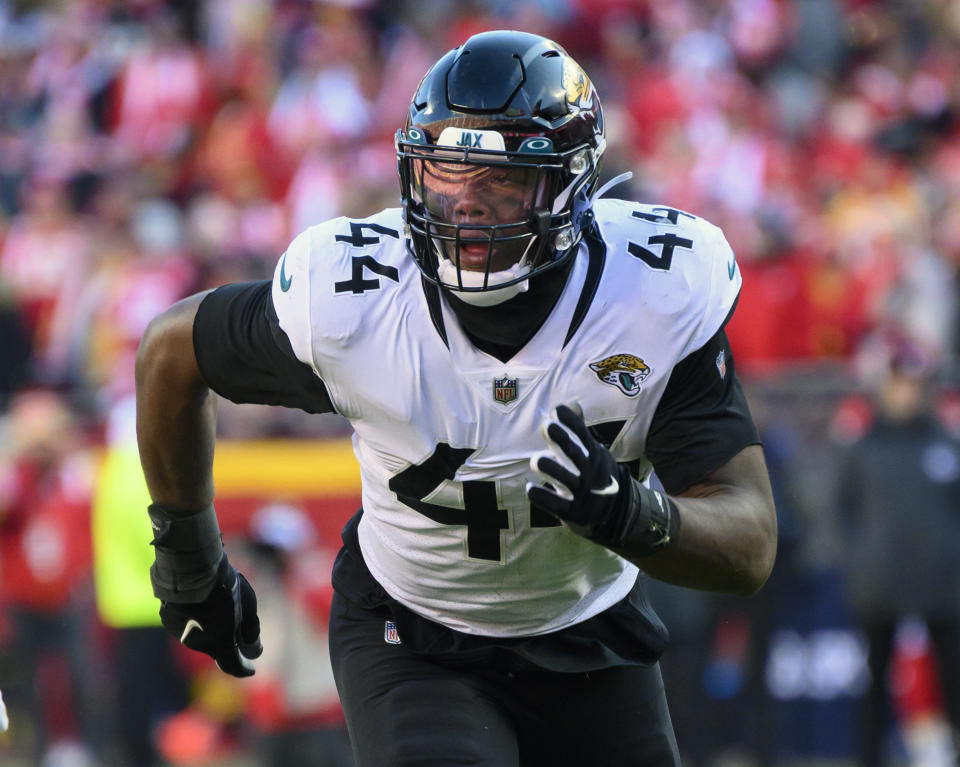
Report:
271,199,741,637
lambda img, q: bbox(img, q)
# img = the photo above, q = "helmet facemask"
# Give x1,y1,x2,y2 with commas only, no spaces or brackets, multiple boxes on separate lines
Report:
398,127,603,307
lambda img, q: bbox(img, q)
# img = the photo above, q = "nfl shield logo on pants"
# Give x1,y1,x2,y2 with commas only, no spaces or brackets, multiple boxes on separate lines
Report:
715,349,727,379
384,621,402,645
493,376,518,404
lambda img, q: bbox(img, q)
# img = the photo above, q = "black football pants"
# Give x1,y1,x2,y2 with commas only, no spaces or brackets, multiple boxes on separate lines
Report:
329,591,681,767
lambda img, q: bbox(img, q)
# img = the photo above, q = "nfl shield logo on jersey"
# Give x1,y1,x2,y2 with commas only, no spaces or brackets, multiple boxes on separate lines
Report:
384,621,402,645
493,376,518,404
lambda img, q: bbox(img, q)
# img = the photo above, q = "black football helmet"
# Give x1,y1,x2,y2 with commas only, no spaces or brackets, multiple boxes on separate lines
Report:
396,30,605,306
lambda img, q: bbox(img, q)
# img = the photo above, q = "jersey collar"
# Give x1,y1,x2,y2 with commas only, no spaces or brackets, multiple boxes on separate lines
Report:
422,229,606,368
419,224,606,357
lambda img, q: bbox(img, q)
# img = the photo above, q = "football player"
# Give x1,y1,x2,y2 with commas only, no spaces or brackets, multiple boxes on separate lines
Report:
136,31,777,766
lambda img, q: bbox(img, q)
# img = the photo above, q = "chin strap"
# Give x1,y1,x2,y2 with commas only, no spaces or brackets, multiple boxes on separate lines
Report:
436,259,531,307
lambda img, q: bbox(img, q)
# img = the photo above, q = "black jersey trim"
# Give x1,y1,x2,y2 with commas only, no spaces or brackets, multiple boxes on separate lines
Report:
420,275,449,349
563,225,606,348
721,290,741,332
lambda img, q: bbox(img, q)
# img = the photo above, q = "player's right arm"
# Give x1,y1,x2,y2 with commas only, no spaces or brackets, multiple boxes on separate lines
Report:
136,291,216,510
136,290,266,677
135,259,336,676
136,276,336,503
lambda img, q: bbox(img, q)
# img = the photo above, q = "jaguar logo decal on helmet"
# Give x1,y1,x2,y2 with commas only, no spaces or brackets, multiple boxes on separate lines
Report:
589,354,652,397
562,58,593,110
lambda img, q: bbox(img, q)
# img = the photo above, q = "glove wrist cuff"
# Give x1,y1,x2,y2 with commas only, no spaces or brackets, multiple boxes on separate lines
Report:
614,476,680,557
149,503,225,603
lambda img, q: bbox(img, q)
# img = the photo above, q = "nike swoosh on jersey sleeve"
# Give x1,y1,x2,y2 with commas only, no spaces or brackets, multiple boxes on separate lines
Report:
271,228,316,368
684,219,742,358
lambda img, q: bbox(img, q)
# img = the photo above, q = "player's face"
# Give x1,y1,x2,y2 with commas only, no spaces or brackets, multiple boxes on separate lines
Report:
416,160,545,273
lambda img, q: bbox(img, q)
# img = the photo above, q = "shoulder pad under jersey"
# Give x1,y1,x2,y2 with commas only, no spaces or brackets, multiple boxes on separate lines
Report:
271,209,407,372
594,199,742,358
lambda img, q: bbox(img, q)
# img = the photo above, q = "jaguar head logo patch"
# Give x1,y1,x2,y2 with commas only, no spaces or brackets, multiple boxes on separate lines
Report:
589,354,651,397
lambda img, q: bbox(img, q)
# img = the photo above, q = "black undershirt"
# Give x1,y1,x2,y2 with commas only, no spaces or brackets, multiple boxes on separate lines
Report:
446,257,576,363
645,325,758,492
193,280,334,414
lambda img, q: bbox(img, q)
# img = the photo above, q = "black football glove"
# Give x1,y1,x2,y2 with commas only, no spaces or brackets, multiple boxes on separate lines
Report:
526,403,679,557
149,504,263,678
159,553,263,677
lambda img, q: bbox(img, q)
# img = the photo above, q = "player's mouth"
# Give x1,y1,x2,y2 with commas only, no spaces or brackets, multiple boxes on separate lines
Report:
457,241,493,270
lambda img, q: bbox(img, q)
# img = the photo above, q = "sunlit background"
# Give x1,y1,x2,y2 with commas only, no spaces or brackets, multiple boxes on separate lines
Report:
1,0,959,765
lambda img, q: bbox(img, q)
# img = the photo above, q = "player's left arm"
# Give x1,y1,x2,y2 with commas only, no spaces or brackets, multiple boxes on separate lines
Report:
529,217,776,594
629,323,776,595
529,328,776,596
635,444,775,595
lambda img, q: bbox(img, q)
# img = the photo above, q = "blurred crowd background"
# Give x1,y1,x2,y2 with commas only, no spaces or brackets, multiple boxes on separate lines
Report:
1,0,960,765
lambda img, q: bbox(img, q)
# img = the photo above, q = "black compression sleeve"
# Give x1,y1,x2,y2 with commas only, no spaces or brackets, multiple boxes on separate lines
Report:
646,329,760,494
193,280,335,414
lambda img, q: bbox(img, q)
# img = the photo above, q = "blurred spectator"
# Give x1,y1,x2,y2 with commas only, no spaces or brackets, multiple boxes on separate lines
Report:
0,174,93,384
112,10,213,163
837,333,960,765
0,389,97,764
92,396,188,767
266,14,377,154
0,287,30,409
69,190,198,405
